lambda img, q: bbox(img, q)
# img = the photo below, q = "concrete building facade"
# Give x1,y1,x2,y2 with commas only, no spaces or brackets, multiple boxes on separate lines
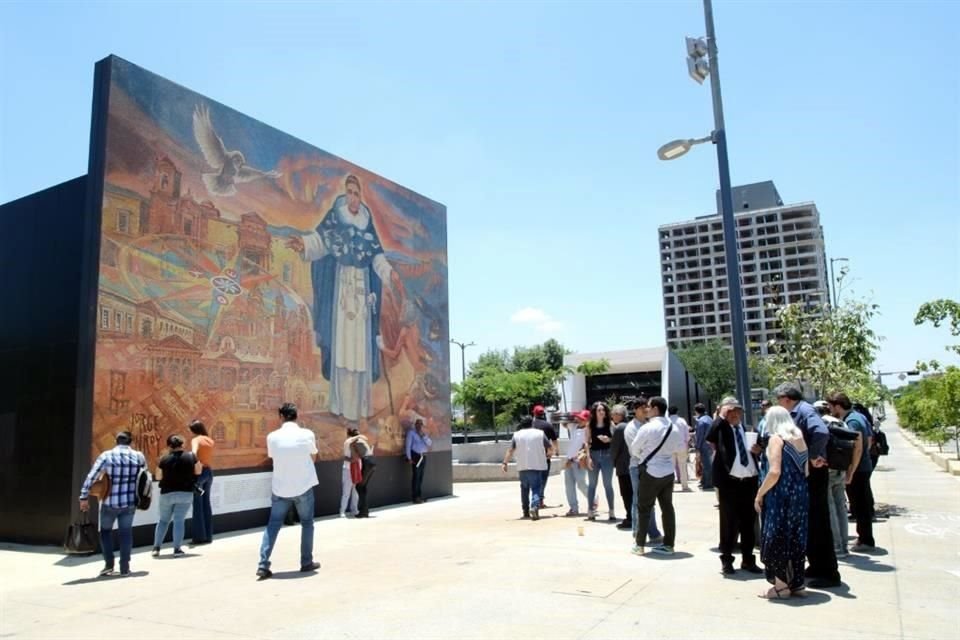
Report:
659,181,829,355
563,346,712,425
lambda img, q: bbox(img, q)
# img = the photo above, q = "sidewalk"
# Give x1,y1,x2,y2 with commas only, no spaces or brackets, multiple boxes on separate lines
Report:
1,408,958,640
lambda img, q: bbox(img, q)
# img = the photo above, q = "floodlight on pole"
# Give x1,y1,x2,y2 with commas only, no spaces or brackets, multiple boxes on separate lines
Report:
657,134,713,161
657,0,753,425
686,36,710,84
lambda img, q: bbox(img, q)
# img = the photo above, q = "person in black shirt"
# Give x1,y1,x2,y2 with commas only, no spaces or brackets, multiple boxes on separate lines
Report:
152,434,201,557
586,401,617,521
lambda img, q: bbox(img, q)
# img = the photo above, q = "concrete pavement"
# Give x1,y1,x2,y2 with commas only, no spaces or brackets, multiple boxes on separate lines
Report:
1,406,958,640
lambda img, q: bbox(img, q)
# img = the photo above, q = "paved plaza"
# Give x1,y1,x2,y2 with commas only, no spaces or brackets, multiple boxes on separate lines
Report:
2,409,958,640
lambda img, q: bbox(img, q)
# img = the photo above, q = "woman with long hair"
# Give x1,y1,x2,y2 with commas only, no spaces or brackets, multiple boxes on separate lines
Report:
153,434,201,557
586,401,617,521
754,406,809,599
189,420,215,545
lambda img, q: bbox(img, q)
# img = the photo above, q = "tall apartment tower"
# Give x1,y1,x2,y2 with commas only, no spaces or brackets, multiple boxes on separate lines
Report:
659,181,829,355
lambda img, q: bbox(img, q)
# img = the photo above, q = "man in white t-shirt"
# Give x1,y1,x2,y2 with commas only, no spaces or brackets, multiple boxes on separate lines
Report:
501,417,552,520
256,403,320,579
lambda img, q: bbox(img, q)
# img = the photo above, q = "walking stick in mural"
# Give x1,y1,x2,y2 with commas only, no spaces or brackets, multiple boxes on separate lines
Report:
378,348,403,451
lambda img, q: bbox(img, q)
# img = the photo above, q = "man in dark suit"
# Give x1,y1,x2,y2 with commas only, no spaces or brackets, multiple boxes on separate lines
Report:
707,396,763,576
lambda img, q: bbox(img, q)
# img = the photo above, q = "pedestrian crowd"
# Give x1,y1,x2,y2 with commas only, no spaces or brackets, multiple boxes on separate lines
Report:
78,402,432,580
504,381,884,600
77,384,883,594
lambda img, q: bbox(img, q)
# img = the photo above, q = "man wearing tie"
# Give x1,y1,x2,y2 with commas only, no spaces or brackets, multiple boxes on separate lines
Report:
707,396,763,576
405,418,433,504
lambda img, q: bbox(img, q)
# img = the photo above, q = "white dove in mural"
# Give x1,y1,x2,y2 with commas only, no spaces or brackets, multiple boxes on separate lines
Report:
192,104,281,196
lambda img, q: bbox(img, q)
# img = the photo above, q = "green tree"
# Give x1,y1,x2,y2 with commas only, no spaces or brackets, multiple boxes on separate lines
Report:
914,298,960,356
575,359,611,377
766,299,881,399
894,368,960,456
673,340,737,402
457,341,574,430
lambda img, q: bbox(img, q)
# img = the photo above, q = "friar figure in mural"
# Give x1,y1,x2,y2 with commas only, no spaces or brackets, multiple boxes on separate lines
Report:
286,174,403,426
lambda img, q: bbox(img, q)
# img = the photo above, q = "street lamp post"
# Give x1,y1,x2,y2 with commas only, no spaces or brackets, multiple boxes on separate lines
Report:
658,0,752,425
829,257,849,308
450,338,475,441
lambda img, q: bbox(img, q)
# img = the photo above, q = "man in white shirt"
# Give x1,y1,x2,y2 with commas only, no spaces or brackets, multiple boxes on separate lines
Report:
706,396,763,575
502,417,552,521
257,403,320,579
669,406,691,491
629,396,684,555
624,398,662,543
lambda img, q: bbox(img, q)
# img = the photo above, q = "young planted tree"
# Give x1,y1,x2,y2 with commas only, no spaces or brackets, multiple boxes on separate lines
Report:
766,299,881,400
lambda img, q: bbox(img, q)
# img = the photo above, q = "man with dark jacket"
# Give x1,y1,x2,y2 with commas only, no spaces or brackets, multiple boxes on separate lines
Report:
610,404,633,530
707,396,763,576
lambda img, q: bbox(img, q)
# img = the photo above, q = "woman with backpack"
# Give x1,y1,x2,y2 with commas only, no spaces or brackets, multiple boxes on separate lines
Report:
347,431,375,518
152,434,202,557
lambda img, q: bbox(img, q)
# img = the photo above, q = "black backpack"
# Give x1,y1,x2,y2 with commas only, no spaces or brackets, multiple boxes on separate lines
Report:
826,424,858,471
135,467,153,510
873,428,890,456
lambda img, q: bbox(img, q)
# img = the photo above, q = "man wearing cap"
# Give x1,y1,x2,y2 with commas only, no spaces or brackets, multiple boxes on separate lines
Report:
562,410,591,516
79,431,147,577
707,397,763,575
502,417,552,520
774,382,841,589
531,405,558,504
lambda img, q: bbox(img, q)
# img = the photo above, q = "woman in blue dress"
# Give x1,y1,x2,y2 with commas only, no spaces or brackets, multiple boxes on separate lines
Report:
754,406,809,599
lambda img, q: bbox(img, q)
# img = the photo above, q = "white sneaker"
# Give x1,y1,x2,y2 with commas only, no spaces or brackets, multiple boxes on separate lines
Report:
339,512,346,518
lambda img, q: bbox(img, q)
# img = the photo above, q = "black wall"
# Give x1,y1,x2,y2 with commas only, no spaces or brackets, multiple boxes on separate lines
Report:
0,177,90,544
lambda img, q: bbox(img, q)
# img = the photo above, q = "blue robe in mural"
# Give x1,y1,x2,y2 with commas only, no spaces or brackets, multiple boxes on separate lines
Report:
301,194,391,421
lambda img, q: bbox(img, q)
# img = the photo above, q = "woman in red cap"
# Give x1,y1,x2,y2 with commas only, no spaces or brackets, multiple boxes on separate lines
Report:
562,410,591,516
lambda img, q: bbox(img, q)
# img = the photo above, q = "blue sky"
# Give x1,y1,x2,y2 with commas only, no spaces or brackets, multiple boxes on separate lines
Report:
2,1,958,387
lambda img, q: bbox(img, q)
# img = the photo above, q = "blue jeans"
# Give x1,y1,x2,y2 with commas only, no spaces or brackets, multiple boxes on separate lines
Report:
519,469,544,513
540,458,552,499
192,467,214,542
587,449,616,516
630,466,661,539
154,491,193,550
99,504,136,573
258,488,315,571
564,463,588,512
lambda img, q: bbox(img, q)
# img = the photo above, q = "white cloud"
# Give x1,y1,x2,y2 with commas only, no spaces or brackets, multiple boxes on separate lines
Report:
511,307,563,334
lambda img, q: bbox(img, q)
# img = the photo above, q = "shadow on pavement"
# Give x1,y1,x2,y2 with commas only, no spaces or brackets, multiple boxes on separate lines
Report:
263,571,320,581
643,551,694,560
721,570,766,581
762,590,832,606
842,554,894,572
62,570,149,586
813,582,856,600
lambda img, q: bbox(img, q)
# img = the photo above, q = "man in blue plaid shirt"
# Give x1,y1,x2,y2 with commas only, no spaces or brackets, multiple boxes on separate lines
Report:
79,431,146,577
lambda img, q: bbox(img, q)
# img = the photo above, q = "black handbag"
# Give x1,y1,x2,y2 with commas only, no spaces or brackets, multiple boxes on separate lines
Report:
64,512,98,555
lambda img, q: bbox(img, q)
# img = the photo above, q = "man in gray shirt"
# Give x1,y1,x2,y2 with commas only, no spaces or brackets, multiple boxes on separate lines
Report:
628,396,684,555
502,418,552,521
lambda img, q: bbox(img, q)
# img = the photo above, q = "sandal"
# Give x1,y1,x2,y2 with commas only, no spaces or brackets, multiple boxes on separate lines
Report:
758,586,791,600
790,587,808,598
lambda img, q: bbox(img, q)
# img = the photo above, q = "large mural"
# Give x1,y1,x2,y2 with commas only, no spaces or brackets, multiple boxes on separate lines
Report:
91,57,449,469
